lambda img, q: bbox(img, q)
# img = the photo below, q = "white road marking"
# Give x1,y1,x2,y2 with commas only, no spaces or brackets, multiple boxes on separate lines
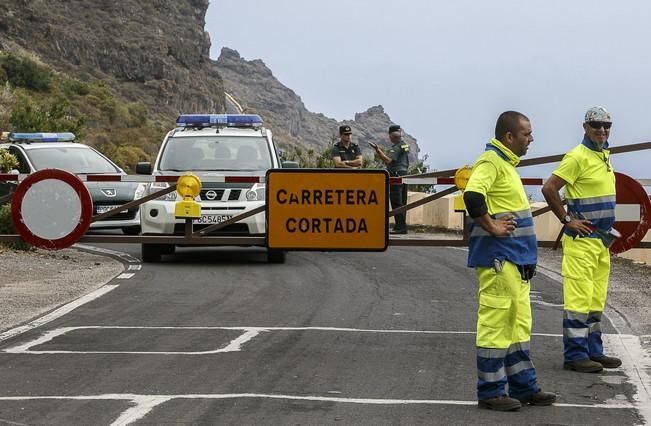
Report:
74,243,140,263
116,273,135,279
2,325,569,355
0,286,119,343
111,396,172,426
0,392,636,426
603,334,651,422
127,265,142,271
536,262,651,425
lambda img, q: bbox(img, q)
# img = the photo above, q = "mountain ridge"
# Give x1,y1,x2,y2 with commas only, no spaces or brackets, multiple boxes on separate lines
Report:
0,0,420,164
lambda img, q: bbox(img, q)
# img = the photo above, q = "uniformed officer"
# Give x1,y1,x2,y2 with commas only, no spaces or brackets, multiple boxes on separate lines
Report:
541,106,622,373
331,125,363,169
370,125,410,234
464,111,556,411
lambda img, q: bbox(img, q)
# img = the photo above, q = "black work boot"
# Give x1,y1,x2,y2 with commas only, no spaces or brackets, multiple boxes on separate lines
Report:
563,358,603,373
515,390,557,406
591,355,622,368
478,395,522,411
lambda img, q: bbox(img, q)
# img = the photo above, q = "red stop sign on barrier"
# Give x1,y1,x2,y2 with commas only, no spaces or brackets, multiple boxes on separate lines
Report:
610,172,651,254
11,169,93,250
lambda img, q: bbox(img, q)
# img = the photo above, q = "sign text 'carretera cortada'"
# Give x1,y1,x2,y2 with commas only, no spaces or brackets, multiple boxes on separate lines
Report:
266,170,389,250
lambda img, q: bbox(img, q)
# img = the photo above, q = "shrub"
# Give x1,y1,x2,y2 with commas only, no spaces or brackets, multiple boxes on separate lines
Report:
61,78,90,97
0,148,19,172
0,204,31,251
0,53,51,91
10,95,85,135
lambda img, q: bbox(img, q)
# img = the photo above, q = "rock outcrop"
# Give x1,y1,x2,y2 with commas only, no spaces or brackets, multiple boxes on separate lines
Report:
0,0,225,117
0,1,419,161
216,48,419,161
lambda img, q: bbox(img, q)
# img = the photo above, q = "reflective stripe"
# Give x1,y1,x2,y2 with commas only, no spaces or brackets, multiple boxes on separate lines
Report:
507,342,530,354
579,209,616,220
589,322,602,333
564,310,589,322
471,226,535,238
478,367,506,383
494,210,532,220
505,360,535,376
564,327,589,339
477,348,507,359
588,311,603,320
568,195,616,205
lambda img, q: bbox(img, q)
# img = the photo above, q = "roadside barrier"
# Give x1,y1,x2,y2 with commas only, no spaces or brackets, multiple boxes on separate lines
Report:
0,142,649,252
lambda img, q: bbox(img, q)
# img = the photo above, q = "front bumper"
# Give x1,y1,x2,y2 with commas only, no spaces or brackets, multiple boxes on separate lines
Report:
140,200,266,236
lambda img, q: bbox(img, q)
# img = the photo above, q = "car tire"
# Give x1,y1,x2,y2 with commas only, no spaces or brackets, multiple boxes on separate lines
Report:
267,249,286,264
122,227,141,235
142,243,162,263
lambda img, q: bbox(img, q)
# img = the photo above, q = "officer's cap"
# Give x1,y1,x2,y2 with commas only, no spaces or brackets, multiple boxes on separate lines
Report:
388,124,401,133
339,125,352,135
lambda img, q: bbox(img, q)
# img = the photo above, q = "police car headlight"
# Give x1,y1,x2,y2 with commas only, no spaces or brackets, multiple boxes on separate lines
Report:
134,183,146,200
246,190,258,201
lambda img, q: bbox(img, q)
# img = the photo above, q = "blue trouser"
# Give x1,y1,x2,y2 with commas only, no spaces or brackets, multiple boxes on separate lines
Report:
476,262,540,400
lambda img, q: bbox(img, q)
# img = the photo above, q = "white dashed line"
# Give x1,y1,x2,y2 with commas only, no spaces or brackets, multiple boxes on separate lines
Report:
117,273,135,279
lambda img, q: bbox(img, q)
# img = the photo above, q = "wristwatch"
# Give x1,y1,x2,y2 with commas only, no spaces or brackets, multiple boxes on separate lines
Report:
561,214,572,224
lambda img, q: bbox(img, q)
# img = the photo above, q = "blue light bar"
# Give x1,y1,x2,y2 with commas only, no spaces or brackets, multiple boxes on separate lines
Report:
8,132,76,142
176,114,263,128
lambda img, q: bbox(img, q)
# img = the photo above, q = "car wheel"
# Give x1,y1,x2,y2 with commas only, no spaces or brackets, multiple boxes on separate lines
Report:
122,227,141,235
142,243,162,263
267,249,286,264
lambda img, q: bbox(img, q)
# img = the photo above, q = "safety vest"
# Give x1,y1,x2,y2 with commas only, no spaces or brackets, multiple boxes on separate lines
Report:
552,136,616,237
466,139,537,267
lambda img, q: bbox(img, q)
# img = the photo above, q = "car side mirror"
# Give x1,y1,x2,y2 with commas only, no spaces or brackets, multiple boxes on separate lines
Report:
277,149,284,159
136,162,152,175
282,161,299,169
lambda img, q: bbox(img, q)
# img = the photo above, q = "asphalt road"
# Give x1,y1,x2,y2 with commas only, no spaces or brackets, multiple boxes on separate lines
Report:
0,243,647,425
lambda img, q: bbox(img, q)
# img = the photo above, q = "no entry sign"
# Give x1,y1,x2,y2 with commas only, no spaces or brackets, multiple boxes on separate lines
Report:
610,172,651,254
11,169,93,250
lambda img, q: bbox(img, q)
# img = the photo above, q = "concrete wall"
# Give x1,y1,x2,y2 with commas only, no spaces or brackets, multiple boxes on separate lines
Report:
404,192,650,265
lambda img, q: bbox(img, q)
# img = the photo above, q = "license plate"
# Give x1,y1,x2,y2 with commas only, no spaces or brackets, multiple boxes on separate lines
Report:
193,214,233,224
96,205,127,214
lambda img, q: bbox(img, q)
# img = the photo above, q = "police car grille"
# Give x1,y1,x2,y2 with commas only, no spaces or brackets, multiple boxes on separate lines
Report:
228,190,241,200
200,189,225,201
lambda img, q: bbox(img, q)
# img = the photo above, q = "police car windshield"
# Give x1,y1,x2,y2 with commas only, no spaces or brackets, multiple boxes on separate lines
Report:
159,136,272,171
27,146,120,174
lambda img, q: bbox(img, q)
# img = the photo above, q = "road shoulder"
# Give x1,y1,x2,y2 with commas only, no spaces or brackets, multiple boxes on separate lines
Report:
0,246,123,333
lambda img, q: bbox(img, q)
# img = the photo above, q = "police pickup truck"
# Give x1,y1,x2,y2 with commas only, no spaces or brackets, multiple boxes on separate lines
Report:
136,114,297,263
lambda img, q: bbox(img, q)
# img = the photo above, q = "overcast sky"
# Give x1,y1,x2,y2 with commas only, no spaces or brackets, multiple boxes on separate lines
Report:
206,0,650,182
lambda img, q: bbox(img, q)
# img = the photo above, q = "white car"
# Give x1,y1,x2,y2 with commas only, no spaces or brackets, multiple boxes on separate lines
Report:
136,114,297,263
0,133,144,234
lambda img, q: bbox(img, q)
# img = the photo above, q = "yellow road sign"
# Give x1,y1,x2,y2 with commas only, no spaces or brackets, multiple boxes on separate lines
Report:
266,169,389,250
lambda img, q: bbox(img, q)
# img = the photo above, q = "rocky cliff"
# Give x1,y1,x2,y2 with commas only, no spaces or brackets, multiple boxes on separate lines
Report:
216,48,419,162
0,0,225,117
0,1,419,162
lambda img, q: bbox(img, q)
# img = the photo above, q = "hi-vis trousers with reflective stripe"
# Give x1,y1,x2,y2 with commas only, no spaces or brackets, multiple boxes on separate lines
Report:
475,262,539,400
561,236,610,361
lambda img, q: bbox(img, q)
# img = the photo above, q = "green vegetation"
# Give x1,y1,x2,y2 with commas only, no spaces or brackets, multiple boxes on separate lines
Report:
0,52,164,173
0,53,51,91
0,148,19,172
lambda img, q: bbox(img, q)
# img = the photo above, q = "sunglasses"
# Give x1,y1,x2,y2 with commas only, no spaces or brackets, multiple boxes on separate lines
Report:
587,121,612,130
